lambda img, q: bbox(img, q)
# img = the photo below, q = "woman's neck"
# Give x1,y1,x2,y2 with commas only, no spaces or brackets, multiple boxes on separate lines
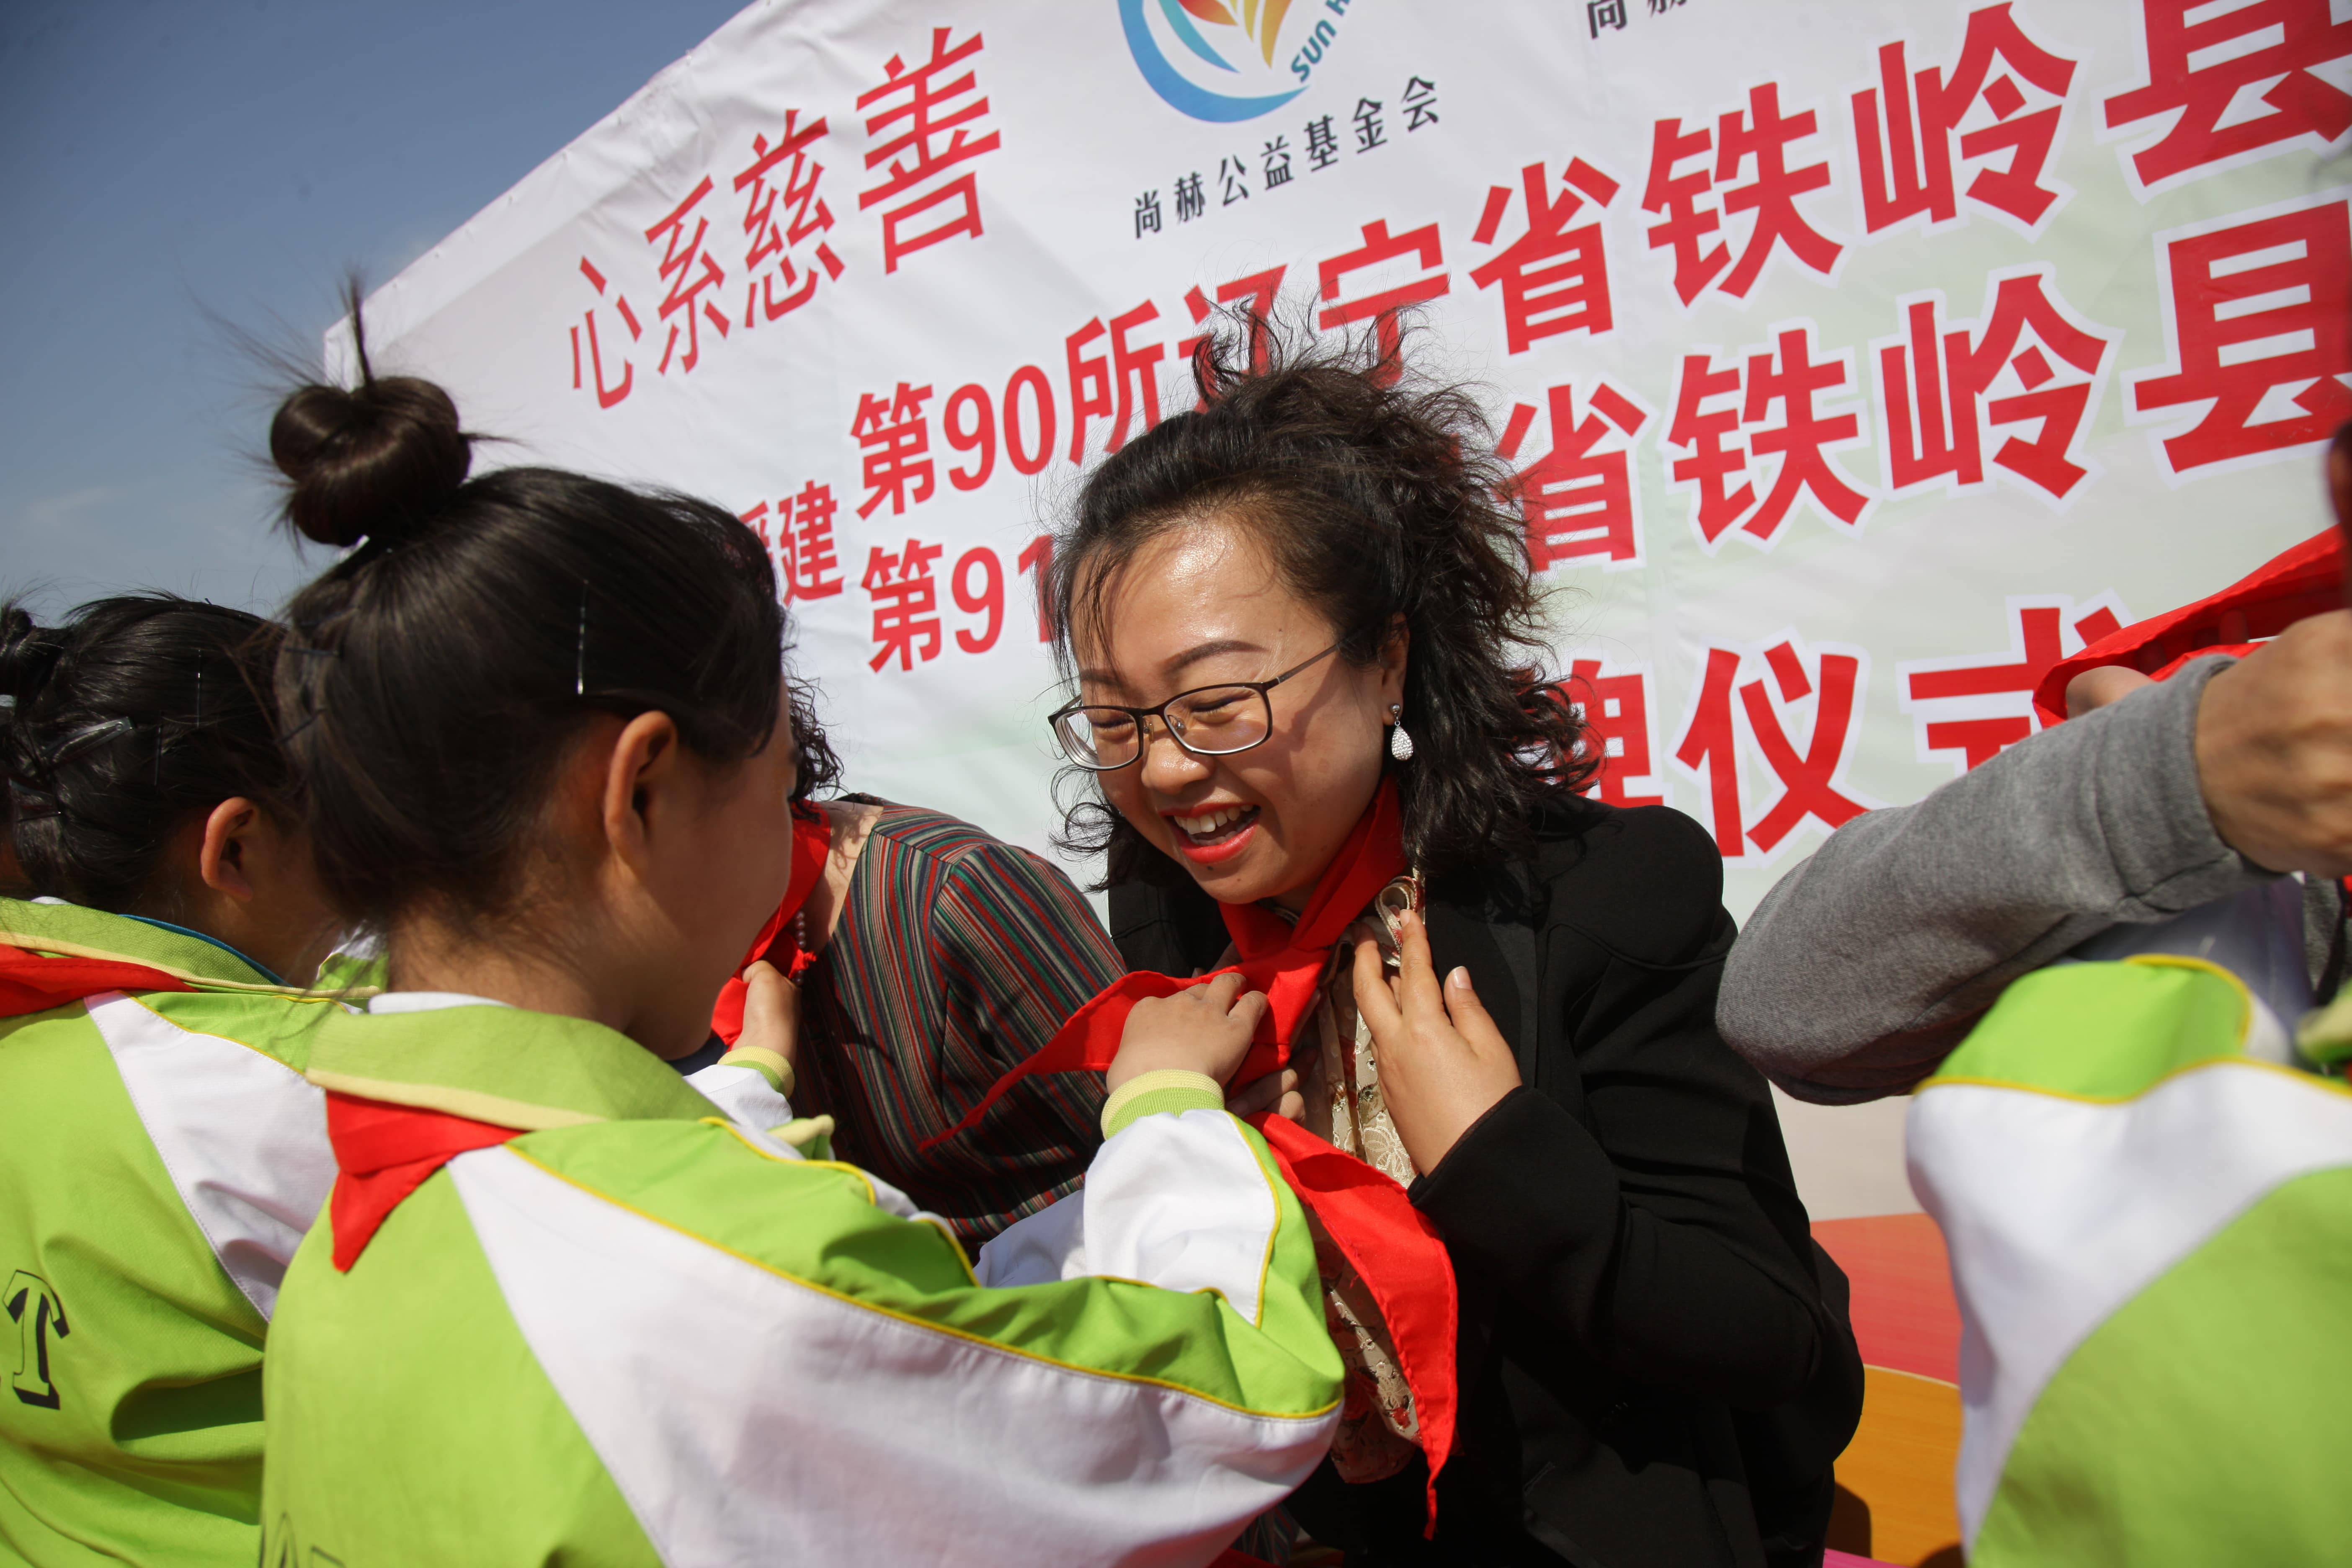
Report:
799,798,886,952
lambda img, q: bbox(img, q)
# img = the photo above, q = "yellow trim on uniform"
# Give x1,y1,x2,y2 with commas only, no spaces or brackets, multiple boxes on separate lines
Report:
1922,1052,2352,1107
1100,1068,1222,1137
114,991,345,1063
772,1114,835,1153
0,926,305,996
2121,952,2254,1036
1239,1119,1287,1331
717,1044,793,1099
497,1142,1341,1423
305,1069,605,1131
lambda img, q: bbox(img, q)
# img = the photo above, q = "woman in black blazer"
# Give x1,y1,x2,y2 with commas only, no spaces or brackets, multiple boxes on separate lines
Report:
1044,315,1861,1567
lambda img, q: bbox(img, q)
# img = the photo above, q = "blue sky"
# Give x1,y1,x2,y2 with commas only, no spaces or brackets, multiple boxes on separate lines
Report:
0,0,747,618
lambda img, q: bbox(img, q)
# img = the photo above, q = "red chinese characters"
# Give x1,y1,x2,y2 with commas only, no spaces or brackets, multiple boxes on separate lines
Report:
645,178,732,376
743,481,847,603
1898,596,2126,771
2104,0,2352,190
1067,302,1167,461
1563,658,1666,808
857,28,1002,273
1498,382,1651,570
864,539,946,672
2128,197,2352,475
734,112,845,326
1470,158,1621,353
1852,3,2078,235
853,382,938,518
1876,266,2115,503
1664,324,1872,549
1674,637,1873,858
570,257,644,409
1644,83,1842,306
1318,218,1450,367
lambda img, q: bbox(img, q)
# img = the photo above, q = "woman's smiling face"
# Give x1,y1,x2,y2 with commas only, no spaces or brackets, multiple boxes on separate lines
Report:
1074,511,1406,910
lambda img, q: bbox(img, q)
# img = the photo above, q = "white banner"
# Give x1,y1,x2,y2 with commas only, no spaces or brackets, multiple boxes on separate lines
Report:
351,0,2352,1212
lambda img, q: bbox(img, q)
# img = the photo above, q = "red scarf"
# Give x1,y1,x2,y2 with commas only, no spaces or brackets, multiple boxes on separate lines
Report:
921,781,1458,1524
0,942,480,1275
0,944,194,1017
709,801,837,1044
324,1093,517,1270
2032,528,2344,727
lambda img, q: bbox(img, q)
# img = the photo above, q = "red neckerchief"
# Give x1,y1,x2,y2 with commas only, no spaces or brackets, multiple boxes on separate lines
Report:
709,801,838,1045
324,1092,518,1271
2033,528,2344,727
921,780,1458,1527
326,802,838,1272
0,944,195,1016
0,942,477,1276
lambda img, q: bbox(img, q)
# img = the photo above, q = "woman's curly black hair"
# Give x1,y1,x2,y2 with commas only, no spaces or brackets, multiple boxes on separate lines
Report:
1048,310,1592,886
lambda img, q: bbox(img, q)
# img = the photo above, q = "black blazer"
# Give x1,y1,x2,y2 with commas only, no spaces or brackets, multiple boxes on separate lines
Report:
1111,796,1863,1568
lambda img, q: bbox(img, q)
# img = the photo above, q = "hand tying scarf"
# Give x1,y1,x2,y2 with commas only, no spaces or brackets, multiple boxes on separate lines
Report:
921,780,1458,1526
709,801,837,1045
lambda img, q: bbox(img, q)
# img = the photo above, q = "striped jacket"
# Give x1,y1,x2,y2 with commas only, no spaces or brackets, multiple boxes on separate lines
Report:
797,800,1121,1243
0,898,342,1567
261,998,1342,1565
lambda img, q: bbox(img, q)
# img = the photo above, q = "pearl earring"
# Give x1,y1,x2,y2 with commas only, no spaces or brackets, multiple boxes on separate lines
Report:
1387,704,1415,763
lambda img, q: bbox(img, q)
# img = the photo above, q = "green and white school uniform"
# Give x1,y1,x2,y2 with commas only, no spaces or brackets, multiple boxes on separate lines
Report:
0,897,343,1567
1909,951,2352,1565
261,995,1343,1565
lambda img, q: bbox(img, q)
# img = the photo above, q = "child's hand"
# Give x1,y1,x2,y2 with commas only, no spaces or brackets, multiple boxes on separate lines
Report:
1108,972,1269,1092
735,960,800,1081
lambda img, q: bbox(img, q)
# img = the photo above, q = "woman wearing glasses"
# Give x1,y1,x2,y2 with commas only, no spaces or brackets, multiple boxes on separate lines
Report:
1031,322,1863,1567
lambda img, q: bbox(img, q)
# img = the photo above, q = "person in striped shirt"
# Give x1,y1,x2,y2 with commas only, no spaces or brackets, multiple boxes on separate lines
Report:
704,766,1127,1248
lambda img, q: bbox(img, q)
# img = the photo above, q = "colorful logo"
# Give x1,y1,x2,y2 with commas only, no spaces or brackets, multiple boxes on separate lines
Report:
1119,0,1312,123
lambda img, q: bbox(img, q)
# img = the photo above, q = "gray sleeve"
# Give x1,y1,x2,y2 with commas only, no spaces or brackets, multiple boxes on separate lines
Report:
1717,656,2281,1104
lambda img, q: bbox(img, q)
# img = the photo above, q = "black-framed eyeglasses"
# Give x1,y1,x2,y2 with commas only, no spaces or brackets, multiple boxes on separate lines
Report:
1048,641,1344,772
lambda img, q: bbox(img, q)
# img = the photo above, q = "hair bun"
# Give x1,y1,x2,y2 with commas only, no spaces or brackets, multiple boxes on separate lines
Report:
0,604,62,761
270,375,471,549
0,604,60,704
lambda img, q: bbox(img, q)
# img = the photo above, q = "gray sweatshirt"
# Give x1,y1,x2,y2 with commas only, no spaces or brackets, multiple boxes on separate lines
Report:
1718,657,2345,1103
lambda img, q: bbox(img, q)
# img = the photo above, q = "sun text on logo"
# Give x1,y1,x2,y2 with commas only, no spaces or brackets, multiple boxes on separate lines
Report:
1119,0,1358,123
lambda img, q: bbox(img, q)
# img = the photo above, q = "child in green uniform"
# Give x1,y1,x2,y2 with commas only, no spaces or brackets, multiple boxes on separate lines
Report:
253,358,1341,1564
0,595,348,1566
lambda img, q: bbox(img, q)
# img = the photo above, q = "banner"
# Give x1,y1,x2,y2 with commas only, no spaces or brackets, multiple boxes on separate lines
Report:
350,0,2351,1210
